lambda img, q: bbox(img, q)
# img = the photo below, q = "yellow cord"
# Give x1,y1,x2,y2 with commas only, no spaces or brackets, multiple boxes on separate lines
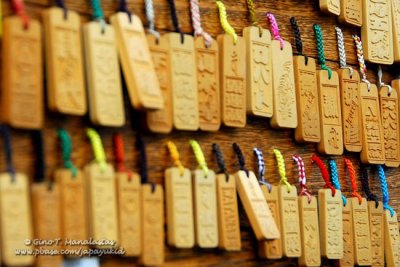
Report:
273,149,291,192
86,128,107,172
216,0,238,44
166,141,185,176
189,140,209,176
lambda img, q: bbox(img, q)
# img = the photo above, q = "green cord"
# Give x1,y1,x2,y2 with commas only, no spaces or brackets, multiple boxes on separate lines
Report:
57,128,78,177
90,0,106,32
313,24,332,79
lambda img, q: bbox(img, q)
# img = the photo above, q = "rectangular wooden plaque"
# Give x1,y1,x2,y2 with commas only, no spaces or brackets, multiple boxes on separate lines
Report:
392,0,400,62
351,198,372,265
368,201,385,266
341,200,355,266
384,210,400,267
339,0,362,26
320,0,341,15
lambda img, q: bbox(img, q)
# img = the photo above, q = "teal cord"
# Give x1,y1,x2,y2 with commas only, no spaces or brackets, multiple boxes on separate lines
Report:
329,159,347,206
90,0,106,32
377,165,395,217
313,24,332,79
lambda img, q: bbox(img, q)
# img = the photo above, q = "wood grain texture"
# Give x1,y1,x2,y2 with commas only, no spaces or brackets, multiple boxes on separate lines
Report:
1,0,400,266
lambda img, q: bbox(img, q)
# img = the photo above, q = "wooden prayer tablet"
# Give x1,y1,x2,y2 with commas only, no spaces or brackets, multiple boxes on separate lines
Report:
317,70,344,155
243,26,273,118
338,68,362,152
293,56,320,143
216,174,241,251
351,197,372,265
165,167,194,248
361,0,394,64
193,169,218,248
116,172,141,256
318,189,343,259
165,32,199,131
84,163,118,247
339,0,362,26
141,184,164,266
368,201,385,266
54,169,88,251
320,0,341,15
110,12,163,110
217,34,247,128
195,36,221,131
234,170,280,240
31,183,63,267
2,17,43,129
43,7,86,115
379,86,400,167
359,83,385,164
146,34,173,134
392,0,400,62
270,40,297,129
83,22,125,127
259,185,282,259
0,173,34,266
383,209,400,267
278,185,301,257
341,200,355,266
298,196,321,267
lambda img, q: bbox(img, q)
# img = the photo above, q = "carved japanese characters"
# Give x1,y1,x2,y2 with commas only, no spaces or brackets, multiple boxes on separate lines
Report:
351,198,372,265
383,210,400,267
392,0,400,62
341,201,355,266
320,0,341,15
339,0,363,26
368,201,385,266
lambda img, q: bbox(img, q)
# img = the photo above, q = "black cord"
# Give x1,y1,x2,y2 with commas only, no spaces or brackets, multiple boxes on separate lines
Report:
54,0,68,19
0,125,15,181
360,164,379,208
290,17,308,65
232,143,248,177
212,143,229,182
136,134,155,192
32,130,45,183
167,0,184,43
117,0,132,22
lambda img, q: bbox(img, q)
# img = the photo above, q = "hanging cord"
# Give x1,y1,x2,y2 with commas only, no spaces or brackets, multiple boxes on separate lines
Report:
136,134,155,192
0,125,16,182
290,17,307,64
232,143,248,176
377,165,395,217
57,128,78,177
113,133,132,180
344,158,362,205
360,164,379,208
245,0,261,36
32,130,45,184
212,143,229,182
313,24,332,79
273,149,291,192
377,65,393,95
266,13,284,49
54,0,68,19
86,128,107,172
167,0,184,43
352,34,371,90
253,148,272,191
144,0,160,40
189,140,209,177
166,141,185,176
11,0,30,29
335,26,353,77
312,155,336,197
190,0,212,47
216,0,238,44
117,0,132,22
292,155,312,203
89,0,106,33
328,159,347,206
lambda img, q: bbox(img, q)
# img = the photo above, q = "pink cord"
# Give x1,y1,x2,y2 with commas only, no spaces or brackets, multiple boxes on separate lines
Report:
293,155,312,203
266,13,284,49
190,0,212,47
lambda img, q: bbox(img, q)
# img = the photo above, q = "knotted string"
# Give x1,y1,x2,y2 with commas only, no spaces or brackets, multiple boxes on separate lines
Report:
86,128,107,172
273,149,291,192
377,65,393,95
190,0,212,47
144,0,160,40
313,24,332,79
216,0,237,44
328,159,346,206
266,13,284,49
253,148,272,191
344,158,362,205
189,140,209,177
55,0,68,19
232,143,248,176
293,155,312,203
245,0,262,36
136,134,155,192
352,34,371,90
166,141,185,176
32,130,45,184
113,133,132,180
11,0,30,28
360,164,379,208
335,26,353,77
212,143,229,182
89,0,106,33
312,155,336,197
0,125,16,182
290,17,307,64
57,128,78,177
377,165,395,217
117,0,132,22
167,0,184,43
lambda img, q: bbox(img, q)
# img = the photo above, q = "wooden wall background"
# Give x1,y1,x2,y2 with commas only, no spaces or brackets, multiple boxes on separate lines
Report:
1,0,400,266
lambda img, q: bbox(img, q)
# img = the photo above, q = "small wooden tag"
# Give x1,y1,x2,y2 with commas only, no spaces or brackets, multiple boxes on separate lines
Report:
2,17,43,129
318,189,343,259
320,0,341,15
359,83,385,164
193,169,219,248
0,173,34,266
54,169,88,251
141,184,164,266
298,196,321,267
384,209,400,267
270,40,297,129
116,172,141,256
338,68,362,152
234,170,280,240
43,7,86,115
84,163,118,246
216,174,241,251
259,185,282,259
392,0,400,62
243,26,273,118
293,56,320,143
146,34,173,134
368,201,385,266
83,22,125,127
379,85,400,167
217,34,247,127
362,0,394,64
338,0,362,26
351,198,372,265
317,70,344,155
341,200,355,266
110,12,163,110
166,33,199,130
31,183,63,267
165,167,195,248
